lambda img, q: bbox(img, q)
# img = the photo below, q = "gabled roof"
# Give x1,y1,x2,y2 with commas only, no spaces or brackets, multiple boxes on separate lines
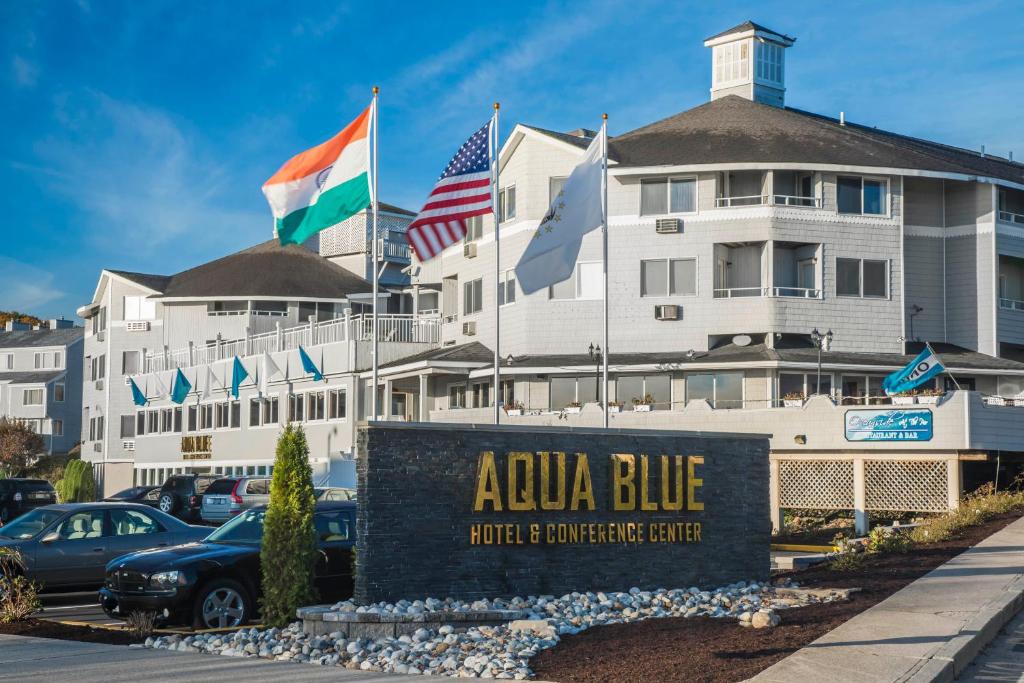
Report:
107,270,173,293
520,125,621,163
0,370,65,384
380,341,493,369
704,21,795,44
0,328,83,349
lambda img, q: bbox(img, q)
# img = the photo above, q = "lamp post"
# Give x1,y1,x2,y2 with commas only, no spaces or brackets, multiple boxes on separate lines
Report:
588,342,602,404
810,328,833,396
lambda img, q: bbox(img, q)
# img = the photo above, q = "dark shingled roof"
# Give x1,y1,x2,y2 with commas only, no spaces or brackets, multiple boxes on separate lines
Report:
380,341,493,369
0,328,83,349
527,96,1024,186
0,370,65,384
704,21,795,43
379,202,415,217
108,270,173,293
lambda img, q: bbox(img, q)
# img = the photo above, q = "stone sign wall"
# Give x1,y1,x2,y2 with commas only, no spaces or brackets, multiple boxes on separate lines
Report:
355,422,770,604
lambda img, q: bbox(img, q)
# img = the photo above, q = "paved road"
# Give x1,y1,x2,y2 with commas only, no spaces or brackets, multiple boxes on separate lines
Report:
959,608,1024,682
37,592,120,627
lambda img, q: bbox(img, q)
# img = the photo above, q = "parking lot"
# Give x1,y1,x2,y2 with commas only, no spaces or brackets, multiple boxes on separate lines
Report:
37,592,118,628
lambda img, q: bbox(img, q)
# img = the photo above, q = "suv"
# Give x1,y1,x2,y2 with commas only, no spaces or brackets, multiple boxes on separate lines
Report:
0,479,57,524
200,477,271,524
156,475,219,523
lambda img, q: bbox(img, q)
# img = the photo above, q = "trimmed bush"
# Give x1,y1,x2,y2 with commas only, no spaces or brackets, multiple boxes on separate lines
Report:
910,481,1024,545
259,425,317,628
55,459,96,503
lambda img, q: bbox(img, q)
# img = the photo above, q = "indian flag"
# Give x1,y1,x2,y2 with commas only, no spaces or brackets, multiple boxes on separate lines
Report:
262,103,373,246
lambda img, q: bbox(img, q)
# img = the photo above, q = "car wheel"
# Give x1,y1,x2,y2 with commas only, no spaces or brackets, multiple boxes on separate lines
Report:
194,579,250,630
158,494,177,515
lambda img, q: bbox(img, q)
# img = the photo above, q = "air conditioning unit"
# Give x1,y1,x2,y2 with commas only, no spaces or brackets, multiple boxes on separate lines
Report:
123,376,132,386
122,440,135,452
125,321,150,332
654,305,680,321
95,380,104,391
464,242,478,258
93,442,103,453
655,218,681,234
96,331,105,342
462,321,477,336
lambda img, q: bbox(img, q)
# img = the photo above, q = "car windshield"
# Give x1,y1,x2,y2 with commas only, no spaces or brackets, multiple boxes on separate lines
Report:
0,508,64,540
205,509,265,545
108,487,145,499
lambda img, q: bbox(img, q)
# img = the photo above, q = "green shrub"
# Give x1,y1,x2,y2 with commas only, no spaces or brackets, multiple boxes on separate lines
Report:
259,425,317,628
867,527,913,554
910,481,1024,545
55,459,96,503
828,552,866,572
0,547,41,623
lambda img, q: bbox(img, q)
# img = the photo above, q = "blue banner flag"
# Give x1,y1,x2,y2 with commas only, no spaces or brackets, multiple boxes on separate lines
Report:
129,377,148,407
882,346,946,396
231,357,249,399
171,368,192,404
298,345,324,382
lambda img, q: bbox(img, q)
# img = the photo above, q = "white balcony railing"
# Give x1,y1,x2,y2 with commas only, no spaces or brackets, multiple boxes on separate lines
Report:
772,195,822,208
998,210,1024,225
713,287,767,298
376,238,411,262
1000,298,1024,311
143,313,440,373
715,195,823,209
770,287,822,299
715,195,767,208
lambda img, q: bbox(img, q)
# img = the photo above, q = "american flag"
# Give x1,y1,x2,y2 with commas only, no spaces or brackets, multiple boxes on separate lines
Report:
407,120,493,260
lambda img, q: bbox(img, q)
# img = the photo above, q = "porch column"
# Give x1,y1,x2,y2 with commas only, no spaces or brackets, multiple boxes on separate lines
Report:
947,455,962,510
765,241,774,296
769,459,783,533
383,378,393,420
419,374,428,423
275,321,282,352
853,457,868,535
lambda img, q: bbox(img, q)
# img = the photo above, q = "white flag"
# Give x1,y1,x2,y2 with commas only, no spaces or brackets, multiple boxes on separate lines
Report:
261,351,282,394
515,132,604,294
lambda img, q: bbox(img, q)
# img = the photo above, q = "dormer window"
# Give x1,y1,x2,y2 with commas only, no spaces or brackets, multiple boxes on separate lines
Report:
713,41,750,86
755,42,784,84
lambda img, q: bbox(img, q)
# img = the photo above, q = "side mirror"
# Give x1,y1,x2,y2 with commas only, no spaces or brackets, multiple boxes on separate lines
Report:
41,531,59,543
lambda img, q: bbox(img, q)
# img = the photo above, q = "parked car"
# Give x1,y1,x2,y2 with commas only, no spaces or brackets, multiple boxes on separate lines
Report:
200,477,271,524
315,486,356,502
0,479,57,524
103,486,161,507
100,501,354,628
156,474,220,522
0,503,209,591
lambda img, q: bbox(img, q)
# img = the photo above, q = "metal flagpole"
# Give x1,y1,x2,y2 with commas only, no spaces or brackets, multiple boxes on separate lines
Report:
601,114,609,429
926,341,961,391
492,102,501,425
371,86,380,421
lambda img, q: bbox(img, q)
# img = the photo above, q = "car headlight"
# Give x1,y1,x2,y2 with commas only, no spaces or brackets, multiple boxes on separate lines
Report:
148,571,185,590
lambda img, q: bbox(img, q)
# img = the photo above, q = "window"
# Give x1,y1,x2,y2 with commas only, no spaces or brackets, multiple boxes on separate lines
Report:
136,412,146,436
837,176,888,215
306,391,325,421
199,403,214,430
499,186,516,221
263,396,279,425
713,40,750,85
448,384,466,409
121,415,136,439
471,382,490,408
90,355,106,381
548,262,603,300
640,178,696,215
230,401,240,428
207,301,247,316
57,510,105,540
499,379,515,407
160,408,173,433
187,405,198,432
288,394,305,422
641,258,697,297
1,354,12,370
755,41,784,83
52,420,63,437
249,398,262,427
685,372,743,409
22,389,43,406
174,406,183,433
549,176,567,204
91,307,107,334
123,295,156,321
463,278,483,315
215,402,229,429
251,300,288,317
836,258,888,298
147,411,159,434
110,509,161,536
314,510,351,542
841,374,890,406
616,374,671,409
549,375,601,408
122,351,141,375
464,215,483,242
778,372,833,402
34,352,47,369
498,270,516,306
329,389,347,419
54,382,65,402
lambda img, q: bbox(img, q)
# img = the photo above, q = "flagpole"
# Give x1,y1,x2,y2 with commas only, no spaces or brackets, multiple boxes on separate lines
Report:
926,341,961,392
491,103,501,425
601,114,609,429
371,86,380,421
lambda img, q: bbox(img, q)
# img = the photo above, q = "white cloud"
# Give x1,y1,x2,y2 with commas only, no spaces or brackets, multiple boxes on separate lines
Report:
11,55,38,86
0,258,64,312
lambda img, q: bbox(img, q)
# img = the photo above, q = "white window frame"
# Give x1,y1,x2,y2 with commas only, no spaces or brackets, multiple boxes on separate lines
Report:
1,353,11,370
549,176,568,204
640,257,698,297
463,278,483,316
499,185,516,222
305,390,326,422
498,270,516,307
52,419,63,437
837,175,890,217
684,372,745,409
713,40,751,87
836,258,890,299
754,41,784,85
548,261,604,301
123,295,156,321
463,215,484,242
777,371,835,401
447,382,467,409
22,388,43,406
328,388,347,421
638,176,698,217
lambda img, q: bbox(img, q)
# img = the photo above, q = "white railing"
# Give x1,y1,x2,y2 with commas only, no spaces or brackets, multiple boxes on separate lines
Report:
143,313,441,373
715,195,767,208
715,195,823,209
772,195,822,208
770,287,822,299
377,238,411,261
1000,298,1024,311
713,287,767,298
998,210,1024,225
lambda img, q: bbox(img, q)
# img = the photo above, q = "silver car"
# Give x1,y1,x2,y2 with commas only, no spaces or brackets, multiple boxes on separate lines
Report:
200,477,271,524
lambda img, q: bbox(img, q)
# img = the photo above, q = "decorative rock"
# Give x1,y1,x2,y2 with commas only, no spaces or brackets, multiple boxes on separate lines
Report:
751,610,781,629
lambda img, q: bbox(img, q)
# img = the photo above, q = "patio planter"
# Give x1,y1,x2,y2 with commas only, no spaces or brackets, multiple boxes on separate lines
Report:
892,396,917,406
633,404,652,412
917,395,941,405
985,396,1007,406
564,406,582,414
783,399,804,408
505,409,523,416
607,405,622,413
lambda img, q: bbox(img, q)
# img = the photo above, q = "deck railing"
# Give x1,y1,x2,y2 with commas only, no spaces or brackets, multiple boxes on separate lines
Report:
998,210,1024,225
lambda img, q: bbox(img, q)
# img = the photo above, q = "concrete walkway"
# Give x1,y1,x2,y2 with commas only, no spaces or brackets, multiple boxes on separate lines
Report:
0,634,405,682
958,607,1024,682
749,516,1024,682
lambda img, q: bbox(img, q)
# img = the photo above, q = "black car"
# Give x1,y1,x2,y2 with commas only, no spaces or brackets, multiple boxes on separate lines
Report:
0,479,57,524
156,474,219,522
0,503,209,591
100,501,354,629
103,486,161,507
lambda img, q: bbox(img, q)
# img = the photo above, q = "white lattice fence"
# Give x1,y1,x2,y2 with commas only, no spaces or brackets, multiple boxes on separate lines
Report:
864,460,948,512
778,461,854,509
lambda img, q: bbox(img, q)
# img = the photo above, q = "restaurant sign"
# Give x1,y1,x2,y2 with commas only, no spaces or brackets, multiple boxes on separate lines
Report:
181,435,213,460
845,408,933,442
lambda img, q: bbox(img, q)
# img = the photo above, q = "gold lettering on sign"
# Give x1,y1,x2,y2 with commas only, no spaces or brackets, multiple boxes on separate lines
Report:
473,451,502,512
687,455,705,511
181,435,212,460
538,452,566,510
639,455,658,511
611,454,636,510
569,454,595,511
507,452,536,511
662,456,684,511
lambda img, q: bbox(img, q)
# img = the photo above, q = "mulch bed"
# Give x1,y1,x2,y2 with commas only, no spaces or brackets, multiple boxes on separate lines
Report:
0,618,140,646
531,511,1023,683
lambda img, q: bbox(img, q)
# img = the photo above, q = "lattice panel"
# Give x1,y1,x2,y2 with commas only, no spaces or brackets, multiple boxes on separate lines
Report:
778,461,854,509
865,460,948,512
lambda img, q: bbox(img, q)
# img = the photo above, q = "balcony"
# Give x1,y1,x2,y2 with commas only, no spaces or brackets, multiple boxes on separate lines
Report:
999,255,1024,313
998,187,1024,226
143,313,440,373
377,236,411,263
999,211,1024,226
714,195,822,209
713,241,765,298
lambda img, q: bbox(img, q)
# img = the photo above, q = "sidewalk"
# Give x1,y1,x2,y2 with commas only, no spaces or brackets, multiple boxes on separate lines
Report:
0,634,405,682
748,515,1024,682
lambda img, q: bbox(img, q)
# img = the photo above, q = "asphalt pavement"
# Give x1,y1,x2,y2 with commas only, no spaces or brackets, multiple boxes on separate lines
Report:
958,607,1024,682
37,592,120,627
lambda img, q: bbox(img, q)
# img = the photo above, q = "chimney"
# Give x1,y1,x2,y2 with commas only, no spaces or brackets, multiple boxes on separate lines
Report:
49,318,74,330
839,111,846,126
704,21,795,107
4,320,30,332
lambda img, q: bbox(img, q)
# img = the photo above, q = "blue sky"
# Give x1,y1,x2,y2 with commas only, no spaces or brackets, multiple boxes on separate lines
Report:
2,0,1023,320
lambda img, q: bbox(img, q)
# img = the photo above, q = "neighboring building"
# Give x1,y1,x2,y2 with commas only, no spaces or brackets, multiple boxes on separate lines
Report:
77,206,433,496
0,320,84,455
